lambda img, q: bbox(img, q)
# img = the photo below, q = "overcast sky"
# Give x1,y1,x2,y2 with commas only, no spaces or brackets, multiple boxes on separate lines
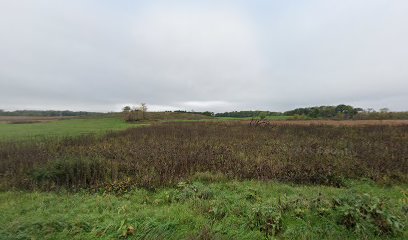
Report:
0,0,407,112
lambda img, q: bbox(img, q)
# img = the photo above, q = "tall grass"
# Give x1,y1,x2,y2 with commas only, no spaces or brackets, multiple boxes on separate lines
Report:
0,122,407,190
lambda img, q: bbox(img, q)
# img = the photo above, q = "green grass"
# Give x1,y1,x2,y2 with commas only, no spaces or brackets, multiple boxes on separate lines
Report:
0,118,144,141
1,180,406,239
0,115,291,141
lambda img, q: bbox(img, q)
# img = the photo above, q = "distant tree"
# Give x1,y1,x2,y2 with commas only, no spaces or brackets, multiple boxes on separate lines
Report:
200,111,214,117
122,106,139,122
335,104,349,114
122,106,131,113
380,108,389,113
0,110,102,117
139,103,148,120
283,104,361,119
215,111,282,118
259,112,267,120
334,104,357,119
173,110,214,117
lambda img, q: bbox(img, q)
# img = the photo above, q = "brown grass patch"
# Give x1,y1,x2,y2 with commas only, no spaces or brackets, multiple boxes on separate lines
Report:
0,122,406,190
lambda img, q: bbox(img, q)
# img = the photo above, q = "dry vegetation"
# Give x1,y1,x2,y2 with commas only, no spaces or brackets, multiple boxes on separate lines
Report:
0,116,68,124
1,122,407,191
245,119,408,126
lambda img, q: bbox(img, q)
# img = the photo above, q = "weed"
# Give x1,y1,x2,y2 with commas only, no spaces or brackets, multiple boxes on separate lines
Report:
334,194,404,236
248,205,284,237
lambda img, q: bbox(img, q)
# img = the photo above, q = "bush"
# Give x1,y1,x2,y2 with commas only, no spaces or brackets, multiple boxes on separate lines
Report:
30,158,115,190
247,205,284,237
333,194,404,236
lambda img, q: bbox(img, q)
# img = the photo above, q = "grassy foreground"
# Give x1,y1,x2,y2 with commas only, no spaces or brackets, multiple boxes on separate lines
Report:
1,179,406,239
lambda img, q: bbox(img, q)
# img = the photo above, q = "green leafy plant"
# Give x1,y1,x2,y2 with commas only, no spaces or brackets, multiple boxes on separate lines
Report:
247,205,284,237
334,194,404,236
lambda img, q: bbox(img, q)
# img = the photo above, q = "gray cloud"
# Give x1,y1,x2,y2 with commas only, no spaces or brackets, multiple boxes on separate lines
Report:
1,0,407,112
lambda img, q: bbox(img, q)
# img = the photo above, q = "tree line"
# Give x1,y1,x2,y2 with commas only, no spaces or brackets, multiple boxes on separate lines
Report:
3,104,407,120
214,111,282,118
172,110,215,117
283,104,362,119
214,105,408,120
0,110,103,117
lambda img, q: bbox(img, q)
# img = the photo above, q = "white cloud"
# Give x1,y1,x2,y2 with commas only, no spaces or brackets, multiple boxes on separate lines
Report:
0,0,407,112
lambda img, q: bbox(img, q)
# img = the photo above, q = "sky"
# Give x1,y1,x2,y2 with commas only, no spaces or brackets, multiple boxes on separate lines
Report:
0,0,407,112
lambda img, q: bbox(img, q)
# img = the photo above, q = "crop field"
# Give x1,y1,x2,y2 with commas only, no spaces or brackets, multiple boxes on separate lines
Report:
0,119,407,239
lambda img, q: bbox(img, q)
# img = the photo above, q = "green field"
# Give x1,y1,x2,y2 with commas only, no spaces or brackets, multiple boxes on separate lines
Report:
0,112,215,141
1,179,406,239
0,117,144,141
0,115,293,141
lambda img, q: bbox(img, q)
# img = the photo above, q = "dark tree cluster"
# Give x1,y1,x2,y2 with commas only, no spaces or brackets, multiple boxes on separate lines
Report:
215,111,282,118
354,111,408,120
284,105,363,119
173,110,215,117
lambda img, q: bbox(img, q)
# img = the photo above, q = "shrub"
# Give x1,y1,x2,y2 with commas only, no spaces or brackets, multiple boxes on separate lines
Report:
30,158,115,190
333,194,404,236
247,205,284,237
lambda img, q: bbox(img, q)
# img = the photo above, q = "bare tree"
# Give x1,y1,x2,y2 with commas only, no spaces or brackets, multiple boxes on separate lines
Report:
139,103,147,120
